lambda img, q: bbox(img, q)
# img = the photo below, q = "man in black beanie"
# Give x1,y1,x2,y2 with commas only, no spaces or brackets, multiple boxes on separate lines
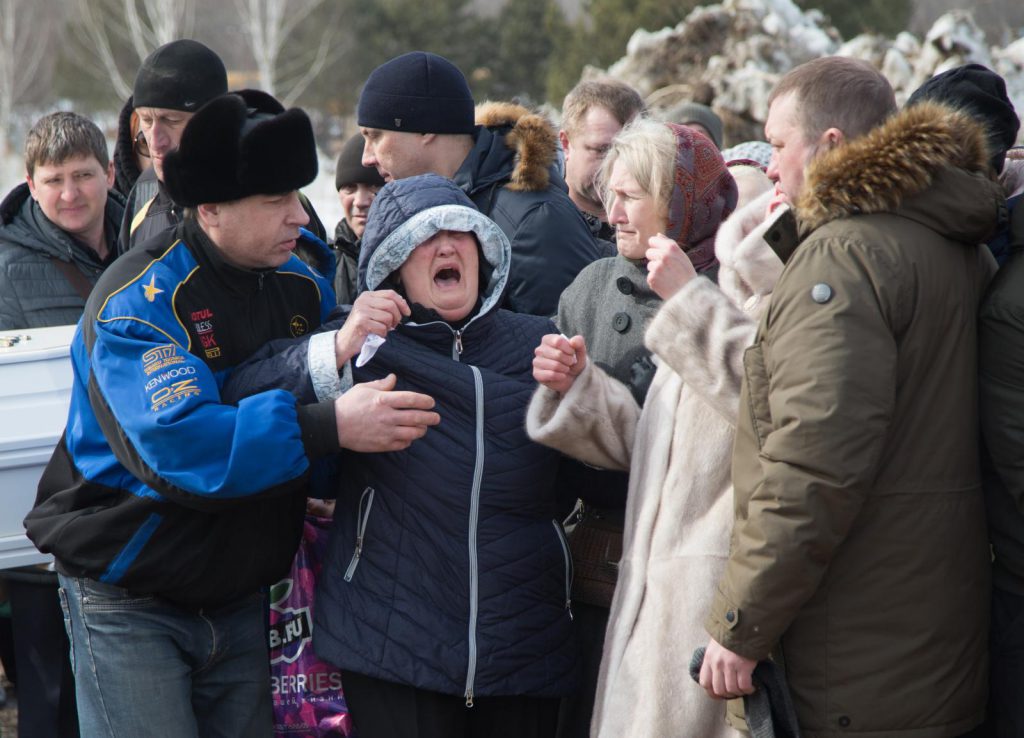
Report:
26,91,440,737
907,63,1019,177
907,63,1020,265
332,133,384,304
118,39,228,254
358,50,604,316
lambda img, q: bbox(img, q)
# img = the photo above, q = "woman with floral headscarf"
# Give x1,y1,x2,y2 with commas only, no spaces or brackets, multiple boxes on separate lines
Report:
528,117,776,737
547,118,737,738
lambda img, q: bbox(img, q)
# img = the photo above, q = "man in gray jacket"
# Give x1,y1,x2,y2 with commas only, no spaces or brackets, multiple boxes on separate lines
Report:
0,111,124,330
0,109,125,738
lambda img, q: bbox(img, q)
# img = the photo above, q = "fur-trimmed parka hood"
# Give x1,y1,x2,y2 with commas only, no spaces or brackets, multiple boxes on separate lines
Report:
796,101,1005,240
453,101,561,196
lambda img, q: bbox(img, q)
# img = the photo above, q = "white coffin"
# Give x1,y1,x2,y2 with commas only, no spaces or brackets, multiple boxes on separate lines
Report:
0,325,76,569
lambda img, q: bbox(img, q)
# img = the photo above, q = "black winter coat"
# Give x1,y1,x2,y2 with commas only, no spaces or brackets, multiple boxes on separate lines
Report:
981,198,1024,595
454,102,604,317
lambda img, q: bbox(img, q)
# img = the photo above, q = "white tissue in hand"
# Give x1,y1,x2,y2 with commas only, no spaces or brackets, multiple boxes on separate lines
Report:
559,333,578,365
356,334,386,367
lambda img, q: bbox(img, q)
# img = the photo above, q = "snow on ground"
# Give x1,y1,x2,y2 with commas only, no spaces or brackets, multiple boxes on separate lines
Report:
308,154,344,237
0,150,23,198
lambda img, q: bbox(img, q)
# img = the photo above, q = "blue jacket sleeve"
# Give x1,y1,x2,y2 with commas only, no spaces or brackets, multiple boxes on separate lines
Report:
86,309,321,510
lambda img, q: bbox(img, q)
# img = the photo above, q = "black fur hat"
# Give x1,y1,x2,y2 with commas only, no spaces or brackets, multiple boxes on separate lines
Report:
162,90,318,207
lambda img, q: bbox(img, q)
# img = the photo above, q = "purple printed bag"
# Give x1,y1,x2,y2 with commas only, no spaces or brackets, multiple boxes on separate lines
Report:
270,515,355,737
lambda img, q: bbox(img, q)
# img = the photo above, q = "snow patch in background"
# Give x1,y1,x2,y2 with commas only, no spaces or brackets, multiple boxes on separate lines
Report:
0,153,22,195
599,0,1024,145
309,154,343,237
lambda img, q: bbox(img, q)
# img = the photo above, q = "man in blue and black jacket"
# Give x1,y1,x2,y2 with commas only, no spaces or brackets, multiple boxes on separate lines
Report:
24,90,439,738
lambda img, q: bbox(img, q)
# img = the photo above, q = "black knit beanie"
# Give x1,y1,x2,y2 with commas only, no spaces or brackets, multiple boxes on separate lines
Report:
357,51,475,134
907,64,1020,174
133,39,228,113
162,90,318,207
335,134,386,190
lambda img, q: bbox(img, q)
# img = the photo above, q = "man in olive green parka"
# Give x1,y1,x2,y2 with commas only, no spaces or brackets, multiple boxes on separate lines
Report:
700,57,999,737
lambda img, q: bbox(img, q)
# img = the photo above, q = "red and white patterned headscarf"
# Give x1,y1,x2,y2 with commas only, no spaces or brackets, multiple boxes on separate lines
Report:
664,123,738,274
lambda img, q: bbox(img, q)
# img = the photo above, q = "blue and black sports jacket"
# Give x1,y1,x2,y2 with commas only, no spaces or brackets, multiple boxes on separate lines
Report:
25,219,339,609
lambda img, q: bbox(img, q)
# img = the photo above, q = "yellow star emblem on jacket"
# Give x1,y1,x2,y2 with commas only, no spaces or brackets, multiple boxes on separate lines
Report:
143,274,164,303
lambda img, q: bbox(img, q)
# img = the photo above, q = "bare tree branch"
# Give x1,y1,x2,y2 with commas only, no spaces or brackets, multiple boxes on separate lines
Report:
233,0,335,103
73,0,135,99
280,28,332,106
71,0,197,102
0,0,63,152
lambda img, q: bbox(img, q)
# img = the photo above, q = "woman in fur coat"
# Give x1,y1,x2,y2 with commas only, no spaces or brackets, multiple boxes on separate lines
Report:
550,118,736,738
528,154,778,737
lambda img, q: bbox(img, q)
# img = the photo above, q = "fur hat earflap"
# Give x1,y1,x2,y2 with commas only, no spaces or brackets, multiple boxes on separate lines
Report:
163,91,318,207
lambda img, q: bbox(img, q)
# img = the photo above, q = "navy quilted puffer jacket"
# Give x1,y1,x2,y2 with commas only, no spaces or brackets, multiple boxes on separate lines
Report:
316,175,578,700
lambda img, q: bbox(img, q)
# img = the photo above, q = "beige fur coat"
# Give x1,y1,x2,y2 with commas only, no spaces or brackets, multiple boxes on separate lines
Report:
526,177,779,738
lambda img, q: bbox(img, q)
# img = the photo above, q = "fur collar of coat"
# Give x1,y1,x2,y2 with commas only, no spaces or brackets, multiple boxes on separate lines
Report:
796,101,991,233
475,101,556,193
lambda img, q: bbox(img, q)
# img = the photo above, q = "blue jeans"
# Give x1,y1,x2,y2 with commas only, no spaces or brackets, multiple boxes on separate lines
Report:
58,574,272,738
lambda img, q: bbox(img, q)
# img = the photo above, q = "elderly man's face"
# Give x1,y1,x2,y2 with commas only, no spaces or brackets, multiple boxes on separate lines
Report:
203,191,310,270
338,183,380,239
397,229,480,323
561,104,623,218
135,107,194,182
764,91,820,204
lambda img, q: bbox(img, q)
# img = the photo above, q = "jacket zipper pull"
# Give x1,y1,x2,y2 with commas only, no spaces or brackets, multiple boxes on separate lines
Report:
455,330,464,355
465,689,474,708
344,487,375,582
343,535,363,582
257,272,265,290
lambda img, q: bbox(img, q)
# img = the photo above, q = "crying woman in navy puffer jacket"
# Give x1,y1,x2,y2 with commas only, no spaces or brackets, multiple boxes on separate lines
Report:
221,173,579,707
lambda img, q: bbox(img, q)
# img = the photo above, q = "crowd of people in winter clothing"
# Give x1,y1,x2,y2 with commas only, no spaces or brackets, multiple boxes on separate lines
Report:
1,32,1023,738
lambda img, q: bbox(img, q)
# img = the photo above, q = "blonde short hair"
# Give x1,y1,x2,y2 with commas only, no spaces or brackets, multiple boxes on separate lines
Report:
598,117,676,215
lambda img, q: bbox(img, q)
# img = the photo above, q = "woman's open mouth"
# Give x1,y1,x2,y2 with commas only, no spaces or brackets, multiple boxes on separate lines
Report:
434,266,462,287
